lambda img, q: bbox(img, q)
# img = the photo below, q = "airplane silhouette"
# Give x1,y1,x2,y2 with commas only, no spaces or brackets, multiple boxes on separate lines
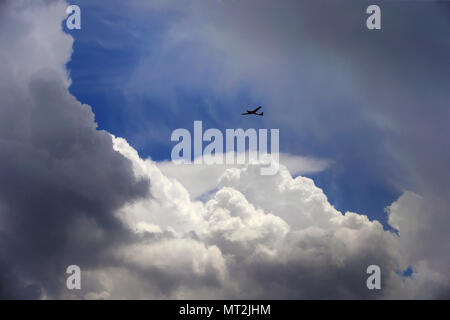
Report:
241,106,263,116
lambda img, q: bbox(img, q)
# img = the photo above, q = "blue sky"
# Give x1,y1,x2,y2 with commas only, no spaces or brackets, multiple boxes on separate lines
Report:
64,0,405,229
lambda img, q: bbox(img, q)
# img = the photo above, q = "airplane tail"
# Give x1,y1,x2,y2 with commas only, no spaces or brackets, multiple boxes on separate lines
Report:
259,112,264,116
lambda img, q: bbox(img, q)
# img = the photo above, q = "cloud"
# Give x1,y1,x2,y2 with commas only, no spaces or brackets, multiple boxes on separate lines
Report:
0,0,149,298
91,0,450,231
115,0,450,298
157,152,331,199
0,0,449,300
54,134,440,299
115,0,450,196
110,137,401,299
386,192,450,297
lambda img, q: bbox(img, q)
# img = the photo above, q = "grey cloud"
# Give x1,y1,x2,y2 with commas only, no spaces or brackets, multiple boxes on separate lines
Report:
0,0,149,298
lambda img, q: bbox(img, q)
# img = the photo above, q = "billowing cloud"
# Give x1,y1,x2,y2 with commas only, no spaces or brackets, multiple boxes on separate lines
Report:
102,137,401,299
157,152,331,199
0,0,449,300
0,0,148,298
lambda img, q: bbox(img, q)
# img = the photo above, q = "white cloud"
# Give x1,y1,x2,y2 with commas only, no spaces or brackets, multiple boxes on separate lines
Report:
157,152,331,199
111,137,403,298
109,135,450,298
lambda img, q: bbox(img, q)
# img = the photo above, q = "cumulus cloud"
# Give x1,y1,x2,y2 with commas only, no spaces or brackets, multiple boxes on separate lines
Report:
0,0,449,300
157,152,331,199
107,137,401,299
0,0,148,298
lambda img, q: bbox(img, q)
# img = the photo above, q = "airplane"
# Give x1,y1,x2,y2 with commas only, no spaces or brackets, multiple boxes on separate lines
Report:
241,106,263,116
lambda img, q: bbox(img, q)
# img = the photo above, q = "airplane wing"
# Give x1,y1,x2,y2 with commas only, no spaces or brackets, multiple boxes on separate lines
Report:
252,106,262,112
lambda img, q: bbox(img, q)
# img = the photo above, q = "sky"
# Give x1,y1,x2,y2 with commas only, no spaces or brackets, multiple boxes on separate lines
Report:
65,0,405,227
0,0,450,299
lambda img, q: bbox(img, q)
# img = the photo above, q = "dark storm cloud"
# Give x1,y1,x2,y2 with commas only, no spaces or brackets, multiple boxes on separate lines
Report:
0,1,149,298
